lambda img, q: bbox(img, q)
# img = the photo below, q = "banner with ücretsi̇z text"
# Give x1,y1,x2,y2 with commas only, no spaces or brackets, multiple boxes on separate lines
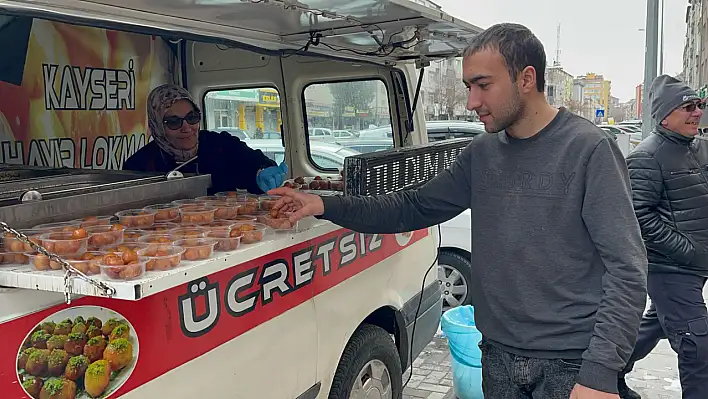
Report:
0,17,175,169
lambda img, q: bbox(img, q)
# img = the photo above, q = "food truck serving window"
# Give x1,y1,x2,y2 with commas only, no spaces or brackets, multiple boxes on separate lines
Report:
303,79,393,171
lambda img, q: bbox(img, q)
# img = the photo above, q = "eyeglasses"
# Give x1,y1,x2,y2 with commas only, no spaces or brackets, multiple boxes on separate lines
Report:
163,111,201,130
681,102,706,113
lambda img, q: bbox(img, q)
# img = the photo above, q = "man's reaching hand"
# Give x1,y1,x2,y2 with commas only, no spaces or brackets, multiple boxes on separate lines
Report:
268,187,325,224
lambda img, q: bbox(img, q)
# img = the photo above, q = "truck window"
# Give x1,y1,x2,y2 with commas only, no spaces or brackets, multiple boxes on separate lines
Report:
203,87,282,140
303,80,392,170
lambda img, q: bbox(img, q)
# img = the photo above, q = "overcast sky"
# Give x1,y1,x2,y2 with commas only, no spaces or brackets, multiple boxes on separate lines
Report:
435,0,687,102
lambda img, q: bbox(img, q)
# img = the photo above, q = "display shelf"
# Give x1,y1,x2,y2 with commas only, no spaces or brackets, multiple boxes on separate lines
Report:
0,218,336,301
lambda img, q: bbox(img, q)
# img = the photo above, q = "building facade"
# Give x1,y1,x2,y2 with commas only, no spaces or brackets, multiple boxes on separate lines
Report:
683,0,707,91
545,66,574,108
418,57,473,121
572,79,585,105
571,79,600,121
576,73,611,121
623,99,637,121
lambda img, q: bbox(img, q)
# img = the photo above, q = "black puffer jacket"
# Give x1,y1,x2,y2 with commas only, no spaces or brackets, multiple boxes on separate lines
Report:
626,126,708,276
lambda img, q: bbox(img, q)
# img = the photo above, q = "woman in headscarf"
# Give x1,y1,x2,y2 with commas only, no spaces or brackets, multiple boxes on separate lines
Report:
124,84,287,194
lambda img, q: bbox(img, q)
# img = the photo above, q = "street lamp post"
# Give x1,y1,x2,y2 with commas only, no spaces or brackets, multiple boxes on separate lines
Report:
642,0,660,139
659,0,665,75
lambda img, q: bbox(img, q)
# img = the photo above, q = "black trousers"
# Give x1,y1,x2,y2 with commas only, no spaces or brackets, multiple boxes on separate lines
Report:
624,273,708,399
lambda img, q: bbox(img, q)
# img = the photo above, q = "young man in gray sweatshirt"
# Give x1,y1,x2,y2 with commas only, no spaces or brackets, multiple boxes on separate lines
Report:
270,23,648,398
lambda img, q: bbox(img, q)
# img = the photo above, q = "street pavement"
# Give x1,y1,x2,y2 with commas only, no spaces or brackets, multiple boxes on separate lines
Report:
402,285,708,399
402,334,457,399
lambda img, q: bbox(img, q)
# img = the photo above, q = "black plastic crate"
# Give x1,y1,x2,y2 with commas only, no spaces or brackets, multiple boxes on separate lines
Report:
343,138,472,196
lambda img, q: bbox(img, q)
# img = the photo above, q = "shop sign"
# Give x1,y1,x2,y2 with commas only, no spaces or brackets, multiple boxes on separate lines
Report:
258,90,280,104
214,89,259,102
307,103,331,117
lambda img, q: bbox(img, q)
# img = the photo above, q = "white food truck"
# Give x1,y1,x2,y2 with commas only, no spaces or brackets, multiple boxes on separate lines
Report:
0,1,481,398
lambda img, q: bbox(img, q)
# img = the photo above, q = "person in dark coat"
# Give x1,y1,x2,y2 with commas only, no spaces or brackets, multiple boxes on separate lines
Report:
620,75,708,399
123,84,287,194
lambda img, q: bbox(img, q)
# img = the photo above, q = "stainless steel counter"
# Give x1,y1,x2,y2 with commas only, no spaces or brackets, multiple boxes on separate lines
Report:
0,165,211,228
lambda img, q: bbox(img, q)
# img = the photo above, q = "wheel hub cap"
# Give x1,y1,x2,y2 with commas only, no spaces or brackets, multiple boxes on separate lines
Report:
349,359,392,399
438,264,468,310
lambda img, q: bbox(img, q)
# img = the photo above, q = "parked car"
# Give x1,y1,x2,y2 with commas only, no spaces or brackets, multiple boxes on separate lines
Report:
248,139,360,170
426,120,486,142
333,138,394,154
616,125,640,135
356,120,486,144
219,127,282,140
308,127,336,142
253,130,282,139
598,125,622,139
619,119,642,127
357,126,394,139
332,129,358,138
219,127,250,141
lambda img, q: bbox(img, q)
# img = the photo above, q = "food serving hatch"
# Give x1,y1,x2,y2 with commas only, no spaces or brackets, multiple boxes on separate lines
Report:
0,165,215,302
0,165,171,205
0,165,211,228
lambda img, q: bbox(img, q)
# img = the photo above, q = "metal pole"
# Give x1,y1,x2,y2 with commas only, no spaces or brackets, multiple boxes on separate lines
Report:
659,0,664,75
642,0,660,139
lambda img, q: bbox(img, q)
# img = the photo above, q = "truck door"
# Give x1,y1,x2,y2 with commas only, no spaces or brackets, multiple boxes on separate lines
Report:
187,45,320,399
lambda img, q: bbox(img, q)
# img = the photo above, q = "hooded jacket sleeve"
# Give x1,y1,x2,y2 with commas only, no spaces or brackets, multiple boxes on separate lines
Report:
626,150,696,265
318,143,473,233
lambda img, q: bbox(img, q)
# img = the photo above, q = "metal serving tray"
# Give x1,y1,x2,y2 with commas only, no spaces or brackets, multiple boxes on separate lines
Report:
0,166,211,228
0,166,168,205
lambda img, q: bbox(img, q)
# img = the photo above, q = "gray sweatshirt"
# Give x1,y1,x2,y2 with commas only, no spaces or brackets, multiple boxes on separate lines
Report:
320,109,648,393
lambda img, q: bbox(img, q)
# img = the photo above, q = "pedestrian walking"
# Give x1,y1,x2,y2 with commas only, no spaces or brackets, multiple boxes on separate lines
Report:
619,75,708,399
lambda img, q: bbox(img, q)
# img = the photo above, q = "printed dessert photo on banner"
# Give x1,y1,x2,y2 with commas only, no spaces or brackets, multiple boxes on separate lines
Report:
16,305,139,399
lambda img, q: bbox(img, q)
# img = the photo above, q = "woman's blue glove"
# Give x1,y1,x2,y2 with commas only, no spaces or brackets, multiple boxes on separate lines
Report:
257,161,288,192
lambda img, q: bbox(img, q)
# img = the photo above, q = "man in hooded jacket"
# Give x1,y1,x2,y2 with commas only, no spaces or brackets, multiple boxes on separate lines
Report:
620,75,708,398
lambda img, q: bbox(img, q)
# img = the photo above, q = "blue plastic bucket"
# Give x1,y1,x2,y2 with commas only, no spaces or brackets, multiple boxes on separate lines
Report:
441,305,484,399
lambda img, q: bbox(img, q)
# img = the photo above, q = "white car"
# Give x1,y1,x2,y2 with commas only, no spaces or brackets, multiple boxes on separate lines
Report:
248,139,360,170
308,127,337,142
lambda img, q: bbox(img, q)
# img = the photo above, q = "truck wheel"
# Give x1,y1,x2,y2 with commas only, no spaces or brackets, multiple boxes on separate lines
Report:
328,324,402,399
438,250,473,311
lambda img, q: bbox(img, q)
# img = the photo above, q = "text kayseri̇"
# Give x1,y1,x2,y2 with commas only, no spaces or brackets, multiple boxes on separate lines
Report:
0,133,147,169
42,60,136,111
